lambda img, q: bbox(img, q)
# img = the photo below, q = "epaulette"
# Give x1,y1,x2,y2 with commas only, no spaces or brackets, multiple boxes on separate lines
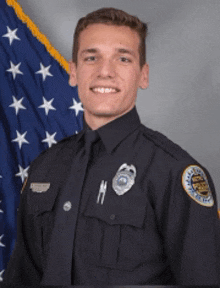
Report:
140,124,193,161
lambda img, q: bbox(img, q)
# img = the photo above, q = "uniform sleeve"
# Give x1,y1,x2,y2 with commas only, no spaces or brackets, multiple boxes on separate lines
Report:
162,162,220,285
3,177,42,285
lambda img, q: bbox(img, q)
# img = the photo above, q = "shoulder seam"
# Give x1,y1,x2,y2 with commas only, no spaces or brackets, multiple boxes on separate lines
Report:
140,124,192,161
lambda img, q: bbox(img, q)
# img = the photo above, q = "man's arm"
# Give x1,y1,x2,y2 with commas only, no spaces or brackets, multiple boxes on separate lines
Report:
3,180,43,285
162,162,220,285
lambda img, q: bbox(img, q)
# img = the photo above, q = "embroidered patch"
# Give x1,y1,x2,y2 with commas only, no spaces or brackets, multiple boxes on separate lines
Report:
112,163,136,196
182,165,214,207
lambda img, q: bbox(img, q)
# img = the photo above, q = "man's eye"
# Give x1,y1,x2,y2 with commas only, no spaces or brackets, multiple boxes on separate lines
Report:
84,56,96,62
120,57,131,63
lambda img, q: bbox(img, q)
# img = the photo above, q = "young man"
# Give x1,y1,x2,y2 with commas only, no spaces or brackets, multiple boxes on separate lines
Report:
4,8,220,286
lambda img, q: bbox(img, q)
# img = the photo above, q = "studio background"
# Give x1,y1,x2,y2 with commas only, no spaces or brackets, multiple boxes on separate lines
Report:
17,0,220,206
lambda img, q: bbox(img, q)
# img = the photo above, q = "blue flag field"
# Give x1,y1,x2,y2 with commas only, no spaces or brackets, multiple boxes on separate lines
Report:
0,0,83,280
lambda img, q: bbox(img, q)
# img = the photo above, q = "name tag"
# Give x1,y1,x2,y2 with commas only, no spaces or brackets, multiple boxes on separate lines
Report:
30,183,50,193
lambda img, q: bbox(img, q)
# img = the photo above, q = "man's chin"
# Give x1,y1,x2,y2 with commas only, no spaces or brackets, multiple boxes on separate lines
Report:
87,108,118,118
86,106,133,119
94,112,117,118
93,109,127,119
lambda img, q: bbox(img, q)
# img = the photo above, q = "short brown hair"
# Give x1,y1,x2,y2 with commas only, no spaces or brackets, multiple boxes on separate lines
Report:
72,7,148,67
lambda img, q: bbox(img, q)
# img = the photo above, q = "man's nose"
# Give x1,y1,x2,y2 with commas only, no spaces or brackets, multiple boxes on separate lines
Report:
97,59,116,78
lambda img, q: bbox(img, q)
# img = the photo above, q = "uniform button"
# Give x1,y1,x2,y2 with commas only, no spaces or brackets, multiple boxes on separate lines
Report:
110,214,115,220
63,201,72,211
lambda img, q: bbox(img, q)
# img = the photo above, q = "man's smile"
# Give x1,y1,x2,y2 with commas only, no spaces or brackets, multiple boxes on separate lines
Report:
90,87,120,94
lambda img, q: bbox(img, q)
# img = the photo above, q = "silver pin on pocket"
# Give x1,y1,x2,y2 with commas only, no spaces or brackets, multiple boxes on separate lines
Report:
97,180,107,205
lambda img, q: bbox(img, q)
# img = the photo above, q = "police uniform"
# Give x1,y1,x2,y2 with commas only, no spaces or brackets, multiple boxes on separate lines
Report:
4,107,220,286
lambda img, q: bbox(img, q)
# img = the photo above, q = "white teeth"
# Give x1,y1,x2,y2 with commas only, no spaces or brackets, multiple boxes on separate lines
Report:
92,87,117,93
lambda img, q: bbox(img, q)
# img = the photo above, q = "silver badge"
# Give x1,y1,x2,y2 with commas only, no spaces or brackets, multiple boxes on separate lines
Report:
30,183,50,193
112,163,136,196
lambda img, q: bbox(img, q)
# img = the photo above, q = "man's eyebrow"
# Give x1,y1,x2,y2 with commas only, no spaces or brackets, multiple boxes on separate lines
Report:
116,48,136,57
80,48,136,56
80,48,99,55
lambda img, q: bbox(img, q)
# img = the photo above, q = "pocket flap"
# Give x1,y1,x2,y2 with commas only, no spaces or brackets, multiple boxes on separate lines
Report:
84,189,147,228
27,182,58,215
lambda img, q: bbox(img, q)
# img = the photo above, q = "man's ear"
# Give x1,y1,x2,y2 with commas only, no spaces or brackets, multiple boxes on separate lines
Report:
139,63,149,89
69,60,77,87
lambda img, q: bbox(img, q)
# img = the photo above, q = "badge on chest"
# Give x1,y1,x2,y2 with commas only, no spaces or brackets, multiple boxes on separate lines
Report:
112,163,136,196
96,163,137,205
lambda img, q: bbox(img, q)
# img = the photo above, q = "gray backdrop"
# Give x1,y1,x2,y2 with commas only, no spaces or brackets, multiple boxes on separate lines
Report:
17,0,220,207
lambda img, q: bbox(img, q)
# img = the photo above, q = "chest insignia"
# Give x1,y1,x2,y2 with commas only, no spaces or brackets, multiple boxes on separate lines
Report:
30,182,50,193
112,163,136,196
182,165,214,207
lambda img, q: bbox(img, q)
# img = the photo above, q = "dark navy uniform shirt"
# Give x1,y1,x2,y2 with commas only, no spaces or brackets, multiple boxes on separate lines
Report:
4,107,220,286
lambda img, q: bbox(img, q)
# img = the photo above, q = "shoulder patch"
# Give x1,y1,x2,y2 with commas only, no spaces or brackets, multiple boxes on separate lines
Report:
182,165,214,207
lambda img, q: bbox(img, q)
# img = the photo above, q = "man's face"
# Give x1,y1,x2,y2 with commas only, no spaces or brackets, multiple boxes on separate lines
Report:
69,24,149,125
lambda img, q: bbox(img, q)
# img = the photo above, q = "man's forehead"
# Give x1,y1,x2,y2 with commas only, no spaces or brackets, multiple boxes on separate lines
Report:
78,24,140,52
80,23,139,38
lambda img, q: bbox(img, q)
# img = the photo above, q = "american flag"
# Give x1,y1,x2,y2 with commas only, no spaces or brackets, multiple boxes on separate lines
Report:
0,0,83,280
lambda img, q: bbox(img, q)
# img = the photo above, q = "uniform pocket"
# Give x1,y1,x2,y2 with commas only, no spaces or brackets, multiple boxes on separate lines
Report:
27,183,58,215
83,188,147,271
26,183,58,257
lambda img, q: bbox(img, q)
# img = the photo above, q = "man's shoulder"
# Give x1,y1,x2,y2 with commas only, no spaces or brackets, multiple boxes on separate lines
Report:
30,134,79,169
139,123,194,163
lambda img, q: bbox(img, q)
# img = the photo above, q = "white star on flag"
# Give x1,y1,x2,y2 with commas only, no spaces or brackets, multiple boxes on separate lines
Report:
42,131,57,148
0,235,5,248
0,270,4,282
12,130,29,149
9,96,26,115
69,99,83,116
36,63,53,81
6,61,23,79
38,97,56,115
15,165,29,183
0,201,3,213
2,26,20,45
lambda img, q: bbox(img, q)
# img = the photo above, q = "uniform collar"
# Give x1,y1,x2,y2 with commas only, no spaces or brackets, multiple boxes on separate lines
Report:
78,107,141,154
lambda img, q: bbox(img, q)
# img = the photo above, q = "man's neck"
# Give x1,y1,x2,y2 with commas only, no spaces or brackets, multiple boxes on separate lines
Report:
84,114,117,130
84,107,134,130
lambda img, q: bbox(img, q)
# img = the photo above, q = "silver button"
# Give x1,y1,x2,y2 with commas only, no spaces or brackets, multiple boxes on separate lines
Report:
63,201,72,211
110,214,115,220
